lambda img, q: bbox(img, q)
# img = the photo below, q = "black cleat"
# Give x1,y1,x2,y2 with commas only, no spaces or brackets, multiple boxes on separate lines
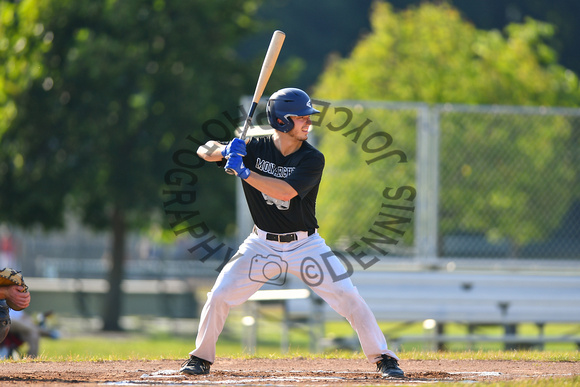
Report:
376,354,405,378
180,355,211,375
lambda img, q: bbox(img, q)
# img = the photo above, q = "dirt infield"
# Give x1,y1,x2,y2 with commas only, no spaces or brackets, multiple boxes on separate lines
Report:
0,358,578,385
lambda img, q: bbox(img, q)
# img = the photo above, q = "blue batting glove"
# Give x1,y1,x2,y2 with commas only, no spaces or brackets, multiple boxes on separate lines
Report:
224,154,250,179
221,138,247,157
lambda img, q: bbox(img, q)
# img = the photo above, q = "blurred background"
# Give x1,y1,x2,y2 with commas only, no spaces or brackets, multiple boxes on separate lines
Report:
0,0,578,355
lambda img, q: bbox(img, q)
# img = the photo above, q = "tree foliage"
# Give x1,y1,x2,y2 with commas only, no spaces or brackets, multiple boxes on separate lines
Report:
316,1,579,105
0,0,278,329
0,0,268,230
313,1,579,253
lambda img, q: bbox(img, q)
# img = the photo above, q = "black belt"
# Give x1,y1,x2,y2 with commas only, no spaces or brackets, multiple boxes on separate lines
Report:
265,230,315,243
253,226,315,243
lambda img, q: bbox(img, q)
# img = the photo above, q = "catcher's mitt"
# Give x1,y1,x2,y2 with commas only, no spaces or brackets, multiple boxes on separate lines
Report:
0,268,28,293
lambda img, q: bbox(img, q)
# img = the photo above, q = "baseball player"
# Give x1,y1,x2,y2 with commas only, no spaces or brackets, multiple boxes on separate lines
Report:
181,88,404,378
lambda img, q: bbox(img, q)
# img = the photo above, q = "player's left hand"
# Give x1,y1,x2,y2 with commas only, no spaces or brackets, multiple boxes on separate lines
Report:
224,154,250,179
221,138,247,157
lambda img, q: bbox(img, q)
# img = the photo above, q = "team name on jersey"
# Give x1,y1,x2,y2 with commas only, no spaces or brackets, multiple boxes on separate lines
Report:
255,158,295,178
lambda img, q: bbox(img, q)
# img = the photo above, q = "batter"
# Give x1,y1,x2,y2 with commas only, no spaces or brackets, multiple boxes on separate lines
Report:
181,88,404,379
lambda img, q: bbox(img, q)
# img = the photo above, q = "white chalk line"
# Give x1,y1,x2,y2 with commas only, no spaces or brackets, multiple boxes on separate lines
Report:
103,369,508,386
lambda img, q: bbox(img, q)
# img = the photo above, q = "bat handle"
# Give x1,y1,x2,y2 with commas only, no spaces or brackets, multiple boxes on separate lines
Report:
238,114,253,141
224,153,243,175
224,153,236,175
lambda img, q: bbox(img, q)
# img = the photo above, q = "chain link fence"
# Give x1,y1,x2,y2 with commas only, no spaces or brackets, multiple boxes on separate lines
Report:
314,100,580,264
4,101,579,280
438,105,579,260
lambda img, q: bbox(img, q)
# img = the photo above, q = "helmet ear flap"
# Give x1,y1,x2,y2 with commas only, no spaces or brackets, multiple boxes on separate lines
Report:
267,100,294,132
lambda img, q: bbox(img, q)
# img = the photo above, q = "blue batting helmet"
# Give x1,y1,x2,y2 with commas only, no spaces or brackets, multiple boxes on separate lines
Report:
266,88,320,133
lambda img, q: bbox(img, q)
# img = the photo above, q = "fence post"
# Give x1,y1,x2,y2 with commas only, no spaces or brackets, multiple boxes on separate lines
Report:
415,105,440,264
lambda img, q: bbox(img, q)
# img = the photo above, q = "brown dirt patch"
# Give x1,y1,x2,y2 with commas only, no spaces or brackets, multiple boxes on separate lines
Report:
0,358,577,385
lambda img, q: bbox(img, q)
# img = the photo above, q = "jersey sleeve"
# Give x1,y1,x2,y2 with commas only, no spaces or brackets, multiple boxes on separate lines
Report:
285,151,325,199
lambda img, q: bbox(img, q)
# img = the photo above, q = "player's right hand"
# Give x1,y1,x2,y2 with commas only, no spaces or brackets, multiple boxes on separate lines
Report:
4,285,30,310
224,153,250,179
221,138,247,157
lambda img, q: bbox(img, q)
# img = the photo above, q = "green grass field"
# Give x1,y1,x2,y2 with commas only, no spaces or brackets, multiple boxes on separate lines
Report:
36,333,580,362
35,316,580,360
32,312,580,354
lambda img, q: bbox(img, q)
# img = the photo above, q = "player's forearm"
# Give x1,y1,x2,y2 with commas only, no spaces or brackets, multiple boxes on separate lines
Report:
245,173,297,202
197,141,225,162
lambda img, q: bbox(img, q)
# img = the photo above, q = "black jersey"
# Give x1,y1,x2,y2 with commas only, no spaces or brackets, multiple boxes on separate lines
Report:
241,136,324,234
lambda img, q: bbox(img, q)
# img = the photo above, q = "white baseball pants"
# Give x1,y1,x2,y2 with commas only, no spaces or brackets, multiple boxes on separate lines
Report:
190,232,398,364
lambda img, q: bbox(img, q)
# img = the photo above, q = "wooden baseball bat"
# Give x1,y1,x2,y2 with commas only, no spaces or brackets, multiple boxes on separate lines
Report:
225,30,285,175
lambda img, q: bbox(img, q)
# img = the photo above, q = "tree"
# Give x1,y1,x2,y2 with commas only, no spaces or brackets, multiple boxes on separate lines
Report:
0,0,274,330
238,0,375,90
312,1,579,255
449,0,580,89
